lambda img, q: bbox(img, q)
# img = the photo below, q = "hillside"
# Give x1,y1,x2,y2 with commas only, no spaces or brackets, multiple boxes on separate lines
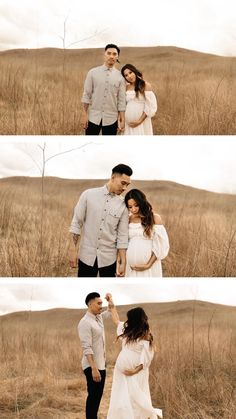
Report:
0,301,235,418
0,176,236,277
0,46,235,134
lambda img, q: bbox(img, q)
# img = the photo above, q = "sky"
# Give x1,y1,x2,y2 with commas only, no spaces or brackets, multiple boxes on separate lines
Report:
0,0,235,56
0,278,236,315
0,136,236,194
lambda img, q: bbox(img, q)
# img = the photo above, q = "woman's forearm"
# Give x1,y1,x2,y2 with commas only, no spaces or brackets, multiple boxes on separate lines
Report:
146,252,157,268
109,303,120,325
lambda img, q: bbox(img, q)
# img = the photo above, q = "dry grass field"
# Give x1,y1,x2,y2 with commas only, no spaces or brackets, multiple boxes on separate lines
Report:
0,46,235,135
0,300,235,418
0,176,236,277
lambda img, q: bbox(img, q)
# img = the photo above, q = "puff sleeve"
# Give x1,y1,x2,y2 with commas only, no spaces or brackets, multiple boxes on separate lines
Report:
144,91,157,118
152,225,169,260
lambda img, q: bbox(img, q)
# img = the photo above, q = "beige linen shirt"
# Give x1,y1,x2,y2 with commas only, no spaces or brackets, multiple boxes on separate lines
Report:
69,185,129,268
82,64,126,126
78,310,111,370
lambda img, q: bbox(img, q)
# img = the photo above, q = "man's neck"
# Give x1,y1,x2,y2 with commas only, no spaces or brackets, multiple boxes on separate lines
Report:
106,182,115,194
88,309,96,316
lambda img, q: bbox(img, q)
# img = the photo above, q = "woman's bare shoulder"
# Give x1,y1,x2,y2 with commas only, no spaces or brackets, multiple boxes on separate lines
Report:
153,213,163,225
144,81,152,91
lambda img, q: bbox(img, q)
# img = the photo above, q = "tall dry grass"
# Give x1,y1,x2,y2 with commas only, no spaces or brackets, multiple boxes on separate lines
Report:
0,301,235,418
0,177,236,277
0,47,235,135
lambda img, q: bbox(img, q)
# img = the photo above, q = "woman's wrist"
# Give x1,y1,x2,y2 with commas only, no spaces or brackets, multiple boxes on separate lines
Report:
135,364,143,374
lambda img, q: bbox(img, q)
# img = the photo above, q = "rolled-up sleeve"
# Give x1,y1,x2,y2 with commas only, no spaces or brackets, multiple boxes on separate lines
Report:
81,70,93,104
69,191,87,235
78,320,94,356
117,207,129,249
117,78,126,111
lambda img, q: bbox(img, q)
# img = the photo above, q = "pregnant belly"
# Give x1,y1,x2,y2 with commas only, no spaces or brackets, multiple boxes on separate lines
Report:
125,101,145,123
115,349,140,372
127,238,152,266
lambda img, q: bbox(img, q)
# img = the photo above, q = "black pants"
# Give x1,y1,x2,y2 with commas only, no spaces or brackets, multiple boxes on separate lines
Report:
84,367,106,419
85,120,118,135
78,258,116,277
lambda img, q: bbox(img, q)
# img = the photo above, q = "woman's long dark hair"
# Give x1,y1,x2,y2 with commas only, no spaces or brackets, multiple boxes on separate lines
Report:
119,307,153,346
121,64,146,98
125,189,155,238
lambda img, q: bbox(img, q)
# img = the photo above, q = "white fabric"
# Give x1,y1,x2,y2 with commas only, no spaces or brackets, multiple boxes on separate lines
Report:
107,322,162,419
124,90,157,135
125,223,169,277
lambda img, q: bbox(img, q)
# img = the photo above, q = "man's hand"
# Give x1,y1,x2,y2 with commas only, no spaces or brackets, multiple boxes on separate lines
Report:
105,293,115,309
116,261,125,277
81,113,89,130
117,118,125,133
105,293,113,303
92,367,101,382
68,247,78,268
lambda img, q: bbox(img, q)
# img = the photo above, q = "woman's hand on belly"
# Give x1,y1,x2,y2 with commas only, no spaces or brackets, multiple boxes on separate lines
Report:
123,364,143,376
128,119,142,128
130,262,152,272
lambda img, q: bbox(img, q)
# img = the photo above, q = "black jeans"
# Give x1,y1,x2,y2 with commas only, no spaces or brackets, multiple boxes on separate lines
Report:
84,367,106,419
78,258,116,277
85,120,118,135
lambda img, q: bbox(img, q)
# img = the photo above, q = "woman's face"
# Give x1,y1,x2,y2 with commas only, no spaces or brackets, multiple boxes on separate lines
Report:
127,198,140,215
123,68,136,84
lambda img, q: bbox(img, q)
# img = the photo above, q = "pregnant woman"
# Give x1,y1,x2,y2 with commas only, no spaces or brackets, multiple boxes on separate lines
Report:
124,189,169,277
107,306,163,419
121,64,157,135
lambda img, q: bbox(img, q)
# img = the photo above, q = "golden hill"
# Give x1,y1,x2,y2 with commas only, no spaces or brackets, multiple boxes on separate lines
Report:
0,300,235,418
0,176,236,277
0,46,235,134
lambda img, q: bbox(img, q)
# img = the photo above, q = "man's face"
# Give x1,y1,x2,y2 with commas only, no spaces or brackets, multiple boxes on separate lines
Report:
89,297,103,315
110,174,131,195
104,48,119,67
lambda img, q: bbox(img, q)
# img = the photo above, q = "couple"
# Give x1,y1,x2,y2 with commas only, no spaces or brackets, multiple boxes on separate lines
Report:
78,292,163,419
69,164,169,277
81,43,157,135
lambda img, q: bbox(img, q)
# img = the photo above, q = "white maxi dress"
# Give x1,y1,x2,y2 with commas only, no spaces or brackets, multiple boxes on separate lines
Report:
107,322,163,419
126,223,170,277
124,90,157,135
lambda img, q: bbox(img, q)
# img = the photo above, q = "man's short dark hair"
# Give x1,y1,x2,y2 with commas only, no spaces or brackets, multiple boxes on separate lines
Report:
112,164,133,177
105,44,120,55
85,292,100,306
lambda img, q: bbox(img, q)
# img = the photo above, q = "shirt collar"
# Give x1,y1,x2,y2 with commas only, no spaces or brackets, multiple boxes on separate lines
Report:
86,311,102,320
102,184,116,197
86,311,96,319
102,64,114,71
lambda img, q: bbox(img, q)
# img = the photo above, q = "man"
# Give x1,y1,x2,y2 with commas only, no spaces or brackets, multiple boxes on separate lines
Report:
81,44,126,135
69,163,133,277
78,292,115,419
